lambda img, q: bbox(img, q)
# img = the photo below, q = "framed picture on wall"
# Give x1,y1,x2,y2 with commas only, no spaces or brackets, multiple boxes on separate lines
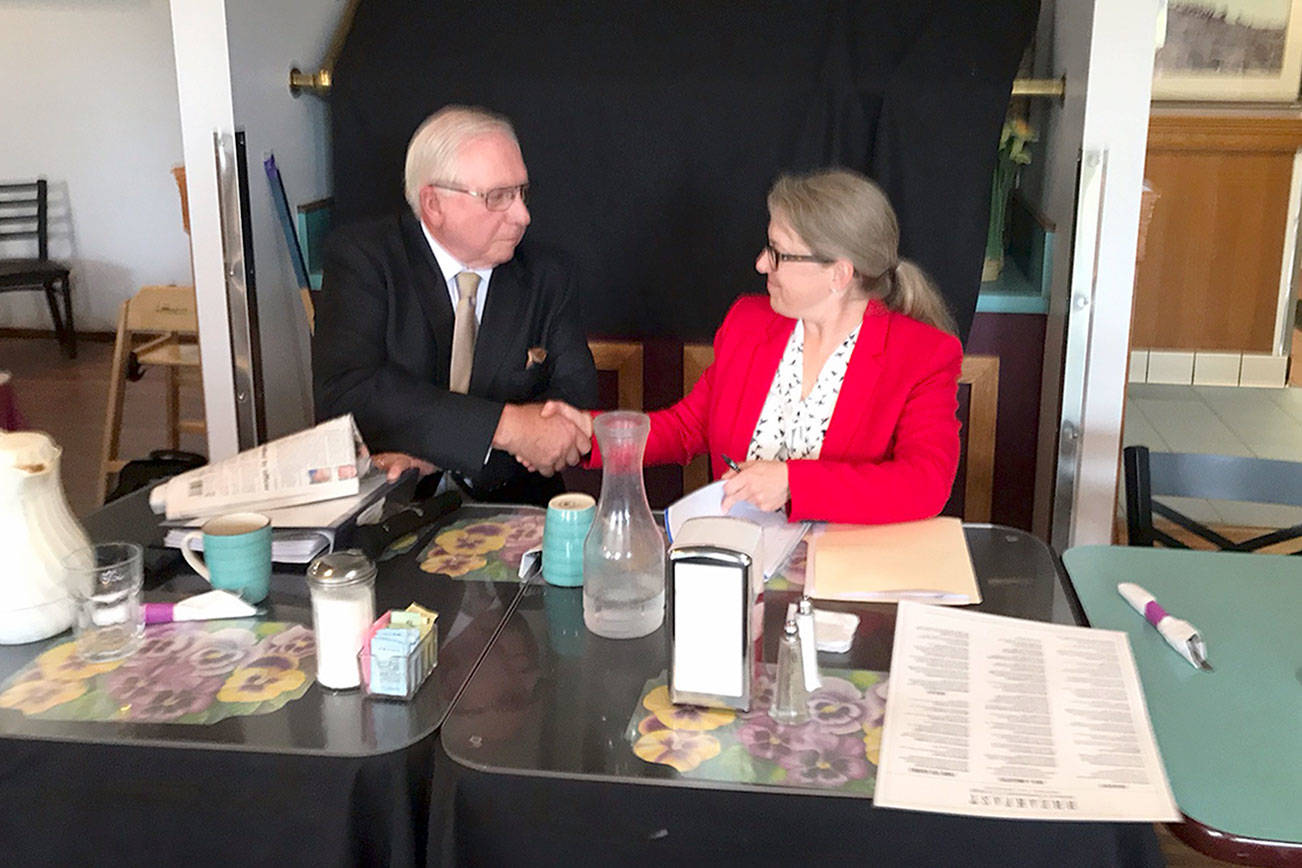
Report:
1153,0,1302,100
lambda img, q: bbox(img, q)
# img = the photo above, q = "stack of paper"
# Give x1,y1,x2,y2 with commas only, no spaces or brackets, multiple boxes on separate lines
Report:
164,472,393,564
807,517,980,604
665,480,808,579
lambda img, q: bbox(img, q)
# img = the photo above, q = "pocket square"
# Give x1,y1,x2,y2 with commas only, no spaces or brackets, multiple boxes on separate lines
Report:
526,347,547,368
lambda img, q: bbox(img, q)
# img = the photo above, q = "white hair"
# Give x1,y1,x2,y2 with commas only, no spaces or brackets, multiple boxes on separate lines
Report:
403,105,518,216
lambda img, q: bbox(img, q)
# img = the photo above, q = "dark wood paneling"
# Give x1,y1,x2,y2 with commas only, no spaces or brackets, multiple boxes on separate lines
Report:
966,312,1046,532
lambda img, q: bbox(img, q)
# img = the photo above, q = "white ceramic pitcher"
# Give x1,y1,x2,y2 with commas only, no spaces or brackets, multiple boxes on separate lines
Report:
0,431,91,643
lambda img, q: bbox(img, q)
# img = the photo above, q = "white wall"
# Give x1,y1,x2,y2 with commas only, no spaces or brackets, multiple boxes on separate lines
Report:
0,0,191,332
223,0,342,439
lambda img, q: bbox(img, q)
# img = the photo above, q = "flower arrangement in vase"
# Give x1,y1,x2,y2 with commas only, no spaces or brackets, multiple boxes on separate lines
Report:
983,117,1036,282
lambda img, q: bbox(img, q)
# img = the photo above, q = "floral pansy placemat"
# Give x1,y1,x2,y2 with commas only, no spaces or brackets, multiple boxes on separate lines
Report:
417,508,545,580
0,620,315,724
626,666,887,794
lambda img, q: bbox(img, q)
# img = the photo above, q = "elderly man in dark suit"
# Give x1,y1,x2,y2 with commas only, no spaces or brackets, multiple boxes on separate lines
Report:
313,105,597,505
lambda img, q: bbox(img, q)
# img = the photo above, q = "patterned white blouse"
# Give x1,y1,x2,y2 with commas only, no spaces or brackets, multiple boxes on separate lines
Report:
747,319,861,462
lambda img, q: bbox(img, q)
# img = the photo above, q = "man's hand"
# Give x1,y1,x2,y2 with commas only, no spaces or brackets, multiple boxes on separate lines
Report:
721,459,790,513
539,400,593,440
371,452,438,481
493,403,591,476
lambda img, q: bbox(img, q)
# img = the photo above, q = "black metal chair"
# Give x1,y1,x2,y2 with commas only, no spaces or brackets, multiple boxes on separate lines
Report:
1123,445,1302,553
0,179,76,357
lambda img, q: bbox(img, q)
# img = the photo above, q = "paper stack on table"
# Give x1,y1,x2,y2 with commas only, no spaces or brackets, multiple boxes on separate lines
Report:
665,480,808,578
150,414,370,520
806,517,980,604
163,471,394,563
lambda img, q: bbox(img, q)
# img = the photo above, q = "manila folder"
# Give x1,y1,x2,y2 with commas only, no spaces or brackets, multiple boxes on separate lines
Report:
808,517,980,604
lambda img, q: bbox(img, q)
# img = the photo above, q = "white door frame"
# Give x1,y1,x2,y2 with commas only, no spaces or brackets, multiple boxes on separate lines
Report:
169,0,240,460
1035,0,1160,549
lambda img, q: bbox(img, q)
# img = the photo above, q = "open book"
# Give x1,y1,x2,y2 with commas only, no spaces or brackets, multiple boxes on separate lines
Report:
149,415,370,521
806,517,980,604
665,480,808,579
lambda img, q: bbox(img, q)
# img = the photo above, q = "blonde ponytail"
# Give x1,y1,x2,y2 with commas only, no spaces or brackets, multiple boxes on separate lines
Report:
879,259,956,336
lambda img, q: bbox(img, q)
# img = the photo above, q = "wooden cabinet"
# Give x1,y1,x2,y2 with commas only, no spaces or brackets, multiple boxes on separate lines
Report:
1133,113,1302,353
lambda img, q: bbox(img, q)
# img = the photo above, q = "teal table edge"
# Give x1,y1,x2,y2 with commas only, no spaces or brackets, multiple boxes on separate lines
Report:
1062,545,1302,863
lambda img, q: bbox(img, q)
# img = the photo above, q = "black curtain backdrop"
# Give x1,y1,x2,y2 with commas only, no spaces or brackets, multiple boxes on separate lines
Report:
331,1,1038,344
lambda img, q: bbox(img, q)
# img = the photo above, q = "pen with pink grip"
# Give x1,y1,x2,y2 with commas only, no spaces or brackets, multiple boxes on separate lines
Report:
1117,582,1213,671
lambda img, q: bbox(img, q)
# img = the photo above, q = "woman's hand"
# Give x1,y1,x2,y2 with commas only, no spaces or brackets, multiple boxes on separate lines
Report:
539,400,594,441
721,459,790,513
513,401,594,474
371,451,438,481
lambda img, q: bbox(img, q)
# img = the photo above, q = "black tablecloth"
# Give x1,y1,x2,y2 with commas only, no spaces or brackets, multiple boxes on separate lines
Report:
0,492,524,867
0,736,435,866
440,758,1162,867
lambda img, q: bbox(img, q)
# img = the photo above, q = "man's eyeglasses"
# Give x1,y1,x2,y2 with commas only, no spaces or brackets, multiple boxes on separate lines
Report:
431,182,530,211
763,242,833,270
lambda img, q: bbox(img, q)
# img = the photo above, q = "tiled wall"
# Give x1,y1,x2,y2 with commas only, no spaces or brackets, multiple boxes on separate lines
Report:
1129,350,1288,388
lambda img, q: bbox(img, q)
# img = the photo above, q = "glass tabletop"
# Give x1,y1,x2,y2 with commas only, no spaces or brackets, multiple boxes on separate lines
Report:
441,524,1079,795
0,493,531,758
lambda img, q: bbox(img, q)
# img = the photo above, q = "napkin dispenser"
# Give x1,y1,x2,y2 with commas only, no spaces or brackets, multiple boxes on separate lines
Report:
667,516,763,711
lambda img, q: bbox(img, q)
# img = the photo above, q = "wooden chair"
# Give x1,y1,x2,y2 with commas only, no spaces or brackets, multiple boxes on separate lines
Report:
1123,445,1302,554
98,285,205,503
588,340,643,410
301,289,316,335
0,179,76,357
957,354,999,523
682,342,714,493
679,345,1000,521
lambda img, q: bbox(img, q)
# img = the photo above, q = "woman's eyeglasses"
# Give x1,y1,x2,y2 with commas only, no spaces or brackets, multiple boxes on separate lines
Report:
763,242,833,269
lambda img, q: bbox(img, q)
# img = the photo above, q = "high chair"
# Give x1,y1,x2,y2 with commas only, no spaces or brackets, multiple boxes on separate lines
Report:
98,284,205,503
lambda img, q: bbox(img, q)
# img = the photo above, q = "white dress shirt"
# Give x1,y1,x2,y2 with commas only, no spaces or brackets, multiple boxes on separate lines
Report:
420,221,492,323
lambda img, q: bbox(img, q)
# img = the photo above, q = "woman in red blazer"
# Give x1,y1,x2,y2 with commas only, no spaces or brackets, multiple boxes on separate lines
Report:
560,169,962,524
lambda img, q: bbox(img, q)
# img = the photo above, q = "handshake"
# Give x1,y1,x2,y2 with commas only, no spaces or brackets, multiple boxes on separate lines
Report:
492,400,594,476
369,400,594,483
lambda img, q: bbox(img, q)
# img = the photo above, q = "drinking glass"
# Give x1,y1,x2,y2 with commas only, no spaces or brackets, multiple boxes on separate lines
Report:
64,542,144,661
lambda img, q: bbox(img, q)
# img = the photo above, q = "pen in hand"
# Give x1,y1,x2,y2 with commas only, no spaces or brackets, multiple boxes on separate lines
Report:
1117,582,1213,671
721,454,743,474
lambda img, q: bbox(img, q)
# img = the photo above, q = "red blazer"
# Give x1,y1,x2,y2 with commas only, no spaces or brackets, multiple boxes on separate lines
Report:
642,295,962,524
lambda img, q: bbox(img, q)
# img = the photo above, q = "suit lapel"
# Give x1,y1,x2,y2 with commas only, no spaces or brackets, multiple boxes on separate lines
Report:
401,213,454,353
730,311,794,458
470,257,525,391
821,300,888,456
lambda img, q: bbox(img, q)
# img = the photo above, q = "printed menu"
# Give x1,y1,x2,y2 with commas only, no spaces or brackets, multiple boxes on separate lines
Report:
874,602,1179,822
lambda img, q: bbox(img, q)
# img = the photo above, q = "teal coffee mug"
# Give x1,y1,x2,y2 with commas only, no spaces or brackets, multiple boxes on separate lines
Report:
181,512,273,603
542,493,596,587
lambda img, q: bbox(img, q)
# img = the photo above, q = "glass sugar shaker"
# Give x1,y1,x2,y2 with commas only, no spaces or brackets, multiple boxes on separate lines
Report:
770,619,811,725
305,549,376,690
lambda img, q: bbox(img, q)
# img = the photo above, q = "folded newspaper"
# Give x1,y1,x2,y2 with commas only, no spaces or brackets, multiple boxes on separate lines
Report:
149,415,371,521
161,471,395,563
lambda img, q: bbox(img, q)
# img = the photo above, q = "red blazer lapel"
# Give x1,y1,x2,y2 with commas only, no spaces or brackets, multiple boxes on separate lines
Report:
821,301,889,456
726,310,794,459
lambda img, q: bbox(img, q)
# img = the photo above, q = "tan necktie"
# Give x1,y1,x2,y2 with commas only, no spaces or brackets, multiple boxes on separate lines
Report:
449,271,481,393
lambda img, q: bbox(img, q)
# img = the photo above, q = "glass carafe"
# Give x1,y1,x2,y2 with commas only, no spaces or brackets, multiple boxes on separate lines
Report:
583,411,665,639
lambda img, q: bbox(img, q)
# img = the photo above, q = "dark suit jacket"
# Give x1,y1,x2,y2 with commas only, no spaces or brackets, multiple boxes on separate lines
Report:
312,212,597,501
